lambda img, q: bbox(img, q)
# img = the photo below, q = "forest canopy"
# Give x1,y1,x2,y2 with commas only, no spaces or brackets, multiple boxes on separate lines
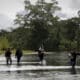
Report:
0,0,80,51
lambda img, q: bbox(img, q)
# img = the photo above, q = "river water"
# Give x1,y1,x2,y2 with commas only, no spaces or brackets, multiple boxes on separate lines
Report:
0,67,80,80
0,52,80,80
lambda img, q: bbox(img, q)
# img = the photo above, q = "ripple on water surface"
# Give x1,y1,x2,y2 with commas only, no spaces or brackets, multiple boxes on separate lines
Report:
0,68,80,80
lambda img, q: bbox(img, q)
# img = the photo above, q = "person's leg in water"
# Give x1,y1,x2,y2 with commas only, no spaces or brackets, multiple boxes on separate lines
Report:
9,57,12,65
71,66,76,74
40,54,44,65
71,59,76,68
6,57,9,65
17,57,21,65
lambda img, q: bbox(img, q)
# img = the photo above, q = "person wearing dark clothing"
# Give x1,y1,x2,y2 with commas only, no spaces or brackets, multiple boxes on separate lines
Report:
15,48,23,65
38,47,45,65
69,51,80,68
38,50,44,62
5,48,12,65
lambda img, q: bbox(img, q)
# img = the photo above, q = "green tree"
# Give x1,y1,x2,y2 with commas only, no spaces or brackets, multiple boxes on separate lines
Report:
0,36,10,50
7,27,31,49
15,0,60,50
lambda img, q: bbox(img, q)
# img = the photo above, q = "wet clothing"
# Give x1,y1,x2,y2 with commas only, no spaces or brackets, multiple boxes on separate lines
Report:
70,51,80,67
38,50,44,62
70,52,77,67
15,49,23,65
5,49,12,65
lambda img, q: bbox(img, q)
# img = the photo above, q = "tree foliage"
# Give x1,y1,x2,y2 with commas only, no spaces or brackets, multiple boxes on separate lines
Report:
14,0,60,50
0,36,10,50
0,1,80,51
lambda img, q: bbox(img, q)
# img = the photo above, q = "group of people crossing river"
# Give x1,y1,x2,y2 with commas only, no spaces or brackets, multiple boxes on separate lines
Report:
4,46,45,65
4,47,80,68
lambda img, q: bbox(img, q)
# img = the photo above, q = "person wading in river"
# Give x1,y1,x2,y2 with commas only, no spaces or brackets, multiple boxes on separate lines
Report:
69,50,80,68
15,48,23,65
38,46,46,65
5,48,12,65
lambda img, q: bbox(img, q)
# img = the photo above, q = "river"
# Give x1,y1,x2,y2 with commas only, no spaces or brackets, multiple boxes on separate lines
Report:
0,52,80,80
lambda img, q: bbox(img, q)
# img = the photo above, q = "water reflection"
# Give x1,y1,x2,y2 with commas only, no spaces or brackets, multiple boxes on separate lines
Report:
70,67,76,74
16,70,21,73
0,67,80,80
